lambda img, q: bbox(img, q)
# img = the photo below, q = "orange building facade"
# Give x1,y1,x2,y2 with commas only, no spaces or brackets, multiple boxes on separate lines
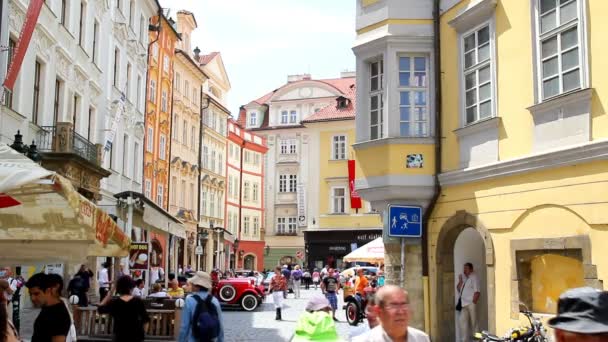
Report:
144,15,180,209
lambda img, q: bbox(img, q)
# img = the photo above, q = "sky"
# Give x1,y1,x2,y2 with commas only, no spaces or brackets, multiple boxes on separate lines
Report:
159,0,356,117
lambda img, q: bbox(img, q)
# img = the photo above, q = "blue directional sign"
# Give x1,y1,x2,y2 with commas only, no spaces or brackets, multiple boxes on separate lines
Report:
388,205,422,238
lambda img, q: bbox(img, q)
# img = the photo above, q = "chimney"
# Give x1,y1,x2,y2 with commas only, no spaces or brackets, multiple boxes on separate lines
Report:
287,74,312,83
340,71,356,78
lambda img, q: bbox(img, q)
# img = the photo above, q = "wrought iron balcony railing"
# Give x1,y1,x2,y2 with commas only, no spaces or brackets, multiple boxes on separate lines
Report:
37,124,101,166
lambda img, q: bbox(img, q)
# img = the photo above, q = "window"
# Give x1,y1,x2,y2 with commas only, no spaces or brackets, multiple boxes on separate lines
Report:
156,185,164,206
172,115,179,140
128,0,134,28
54,79,64,125
60,0,67,26
203,146,209,169
281,111,288,124
78,1,86,47
152,43,158,61
116,0,122,10
288,217,297,234
249,112,257,126
181,180,186,207
332,187,346,214
290,140,297,154
243,182,250,201
72,94,80,134
280,139,296,154
279,175,287,193
191,126,196,149
170,177,177,204
122,134,129,176
332,135,346,160
192,88,197,105
146,127,154,152
87,107,95,141
144,179,151,198
201,190,207,217
209,192,215,217
133,142,139,180
139,15,146,43
277,217,286,234
254,153,260,166
113,48,120,88
136,75,142,109
536,0,582,99
163,55,170,73
190,183,195,210
369,60,384,140
159,135,166,160
244,151,250,164
175,73,181,93
399,56,429,135
126,63,132,100
252,183,259,202
149,79,157,103
161,90,167,112
92,21,99,64
107,142,114,169
228,176,233,200
460,26,492,125
289,175,297,192
4,38,16,109
243,216,250,235
211,151,216,173
32,61,42,125
290,110,297,123
218,153,223,175
184,80,189,99
182,120,188,144
253,217,259,236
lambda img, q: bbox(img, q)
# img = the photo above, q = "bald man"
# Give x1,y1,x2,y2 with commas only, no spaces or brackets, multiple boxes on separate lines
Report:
354,285,429,342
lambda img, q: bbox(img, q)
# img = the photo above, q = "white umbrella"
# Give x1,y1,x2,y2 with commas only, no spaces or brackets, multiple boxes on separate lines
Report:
343,237,384,263
0,144,53,193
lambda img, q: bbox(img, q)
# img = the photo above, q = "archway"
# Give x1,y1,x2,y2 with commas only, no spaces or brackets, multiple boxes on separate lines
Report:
435,211,495,342
453,228,488,341
244,254,256,271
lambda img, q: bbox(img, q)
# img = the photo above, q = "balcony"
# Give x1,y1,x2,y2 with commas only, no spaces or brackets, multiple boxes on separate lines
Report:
277,153,299,164
36,122,110,201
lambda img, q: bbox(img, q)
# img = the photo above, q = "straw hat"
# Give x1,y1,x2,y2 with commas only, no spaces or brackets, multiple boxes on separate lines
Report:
187,271,212,289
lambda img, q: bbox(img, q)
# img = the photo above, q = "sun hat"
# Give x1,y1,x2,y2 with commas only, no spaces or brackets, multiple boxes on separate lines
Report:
187,271,212,289
547,287,608,334
305,294,332,312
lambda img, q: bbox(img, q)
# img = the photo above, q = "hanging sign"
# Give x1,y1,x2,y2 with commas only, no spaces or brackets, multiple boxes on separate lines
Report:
348,160,362,209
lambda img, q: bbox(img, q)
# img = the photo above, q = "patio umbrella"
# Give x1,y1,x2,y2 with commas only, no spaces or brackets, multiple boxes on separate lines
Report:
342,237,384,264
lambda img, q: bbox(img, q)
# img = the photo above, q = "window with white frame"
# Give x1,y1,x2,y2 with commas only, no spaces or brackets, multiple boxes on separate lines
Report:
462,26,493,124
249,112,257,127
184,80,189,99
369,60,384,140
201,190,207,216
122,134,129,176
149,79,156,102
159,135,166,160
161,90,168,112
399,56,429,136
181,180,186,207
172,115,179,140
332,135,347,160
218,154,223,175
280,140,288,154
217,193,222,218
228,176,233,200
289,110,297,123
289,140,297,154
211,151,216,173
252,183,259,202
156,185,164,206
191,126,196,149
163,55,169,73
288,217,297,234
243,216,250,235
254,153,260,166
133,142,140,180
203,146,209,169
244,181,250,201
253,217,259,236
331,187,346,214
182,120,188,145
144,179,151,198
279,175,287,193
171,177,177,204
175,72,181,93
152,43,159,61
289,175,297,192
277,217,286,234
209,192,215,217
281,111,288,124
146,127,154,152
536,0,582,100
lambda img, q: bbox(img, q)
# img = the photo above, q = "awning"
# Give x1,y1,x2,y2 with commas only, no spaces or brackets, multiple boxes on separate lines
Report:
342,237,384,264
0,144,130,256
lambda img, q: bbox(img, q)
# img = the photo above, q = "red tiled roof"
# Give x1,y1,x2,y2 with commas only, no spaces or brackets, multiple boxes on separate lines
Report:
198,52,219,65
238,76,356,128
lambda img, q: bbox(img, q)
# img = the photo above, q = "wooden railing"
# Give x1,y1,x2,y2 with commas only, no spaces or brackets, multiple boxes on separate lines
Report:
72,305,183,341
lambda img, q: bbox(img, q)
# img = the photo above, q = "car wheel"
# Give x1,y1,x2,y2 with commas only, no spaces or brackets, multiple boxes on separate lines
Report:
345,301,360,326
219,285,237,302
240,294,259,311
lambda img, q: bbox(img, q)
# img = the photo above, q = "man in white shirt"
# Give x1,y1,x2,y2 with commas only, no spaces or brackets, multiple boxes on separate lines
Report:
132,279,146,297
456,262,481,342
97,262,110,301
354,285,430,342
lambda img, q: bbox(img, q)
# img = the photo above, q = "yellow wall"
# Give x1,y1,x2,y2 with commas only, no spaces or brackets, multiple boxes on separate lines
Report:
530,254,584,314
355,143,435,178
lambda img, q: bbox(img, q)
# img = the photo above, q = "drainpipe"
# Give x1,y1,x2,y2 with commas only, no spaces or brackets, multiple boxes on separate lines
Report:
198,92,210,271
237,139,246,269
143,9,161,192
422,0,443,334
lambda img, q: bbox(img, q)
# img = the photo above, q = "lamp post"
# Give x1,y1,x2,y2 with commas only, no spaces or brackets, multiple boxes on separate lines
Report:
233,238,240,269
197,230,209,271
212,222,223,270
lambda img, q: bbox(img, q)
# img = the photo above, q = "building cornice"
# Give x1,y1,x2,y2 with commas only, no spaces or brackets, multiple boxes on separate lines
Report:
439,139,608,186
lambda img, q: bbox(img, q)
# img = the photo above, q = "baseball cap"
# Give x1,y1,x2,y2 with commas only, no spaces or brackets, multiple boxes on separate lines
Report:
547,287,608,334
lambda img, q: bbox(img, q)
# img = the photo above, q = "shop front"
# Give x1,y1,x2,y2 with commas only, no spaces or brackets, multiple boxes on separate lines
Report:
304,229,382,270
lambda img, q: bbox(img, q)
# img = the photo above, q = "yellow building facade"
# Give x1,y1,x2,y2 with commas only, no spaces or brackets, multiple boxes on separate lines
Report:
353,0,608,340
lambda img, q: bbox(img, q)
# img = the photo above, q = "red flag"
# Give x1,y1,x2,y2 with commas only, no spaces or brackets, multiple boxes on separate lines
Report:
2,0,45,91
348,160,362,209
0,193,21,208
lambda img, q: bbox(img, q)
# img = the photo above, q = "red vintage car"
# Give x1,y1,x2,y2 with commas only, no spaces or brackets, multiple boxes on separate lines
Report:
212,277,265,311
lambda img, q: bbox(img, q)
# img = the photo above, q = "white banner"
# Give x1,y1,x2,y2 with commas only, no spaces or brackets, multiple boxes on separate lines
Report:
297,183,307,227
103,92,126,156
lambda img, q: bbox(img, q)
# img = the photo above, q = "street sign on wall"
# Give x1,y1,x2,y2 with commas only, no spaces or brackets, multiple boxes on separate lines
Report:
388,205,422,238
195,246,203,255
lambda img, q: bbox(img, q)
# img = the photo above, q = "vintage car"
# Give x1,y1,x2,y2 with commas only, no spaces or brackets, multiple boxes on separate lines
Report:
212,277,265,311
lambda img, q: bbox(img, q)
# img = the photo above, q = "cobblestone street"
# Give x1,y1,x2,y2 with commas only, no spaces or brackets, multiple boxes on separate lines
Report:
223,287,355,341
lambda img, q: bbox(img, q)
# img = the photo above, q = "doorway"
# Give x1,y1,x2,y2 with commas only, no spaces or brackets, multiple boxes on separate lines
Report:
244,255,255,270
453,228,488,342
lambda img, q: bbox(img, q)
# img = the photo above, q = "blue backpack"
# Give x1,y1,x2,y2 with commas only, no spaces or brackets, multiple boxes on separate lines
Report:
192,294,220,342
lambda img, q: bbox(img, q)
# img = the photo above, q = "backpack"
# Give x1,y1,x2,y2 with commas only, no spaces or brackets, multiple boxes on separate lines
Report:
192,294,221,342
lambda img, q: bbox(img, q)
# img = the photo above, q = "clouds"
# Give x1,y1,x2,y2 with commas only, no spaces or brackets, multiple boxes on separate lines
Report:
160,0,355,113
